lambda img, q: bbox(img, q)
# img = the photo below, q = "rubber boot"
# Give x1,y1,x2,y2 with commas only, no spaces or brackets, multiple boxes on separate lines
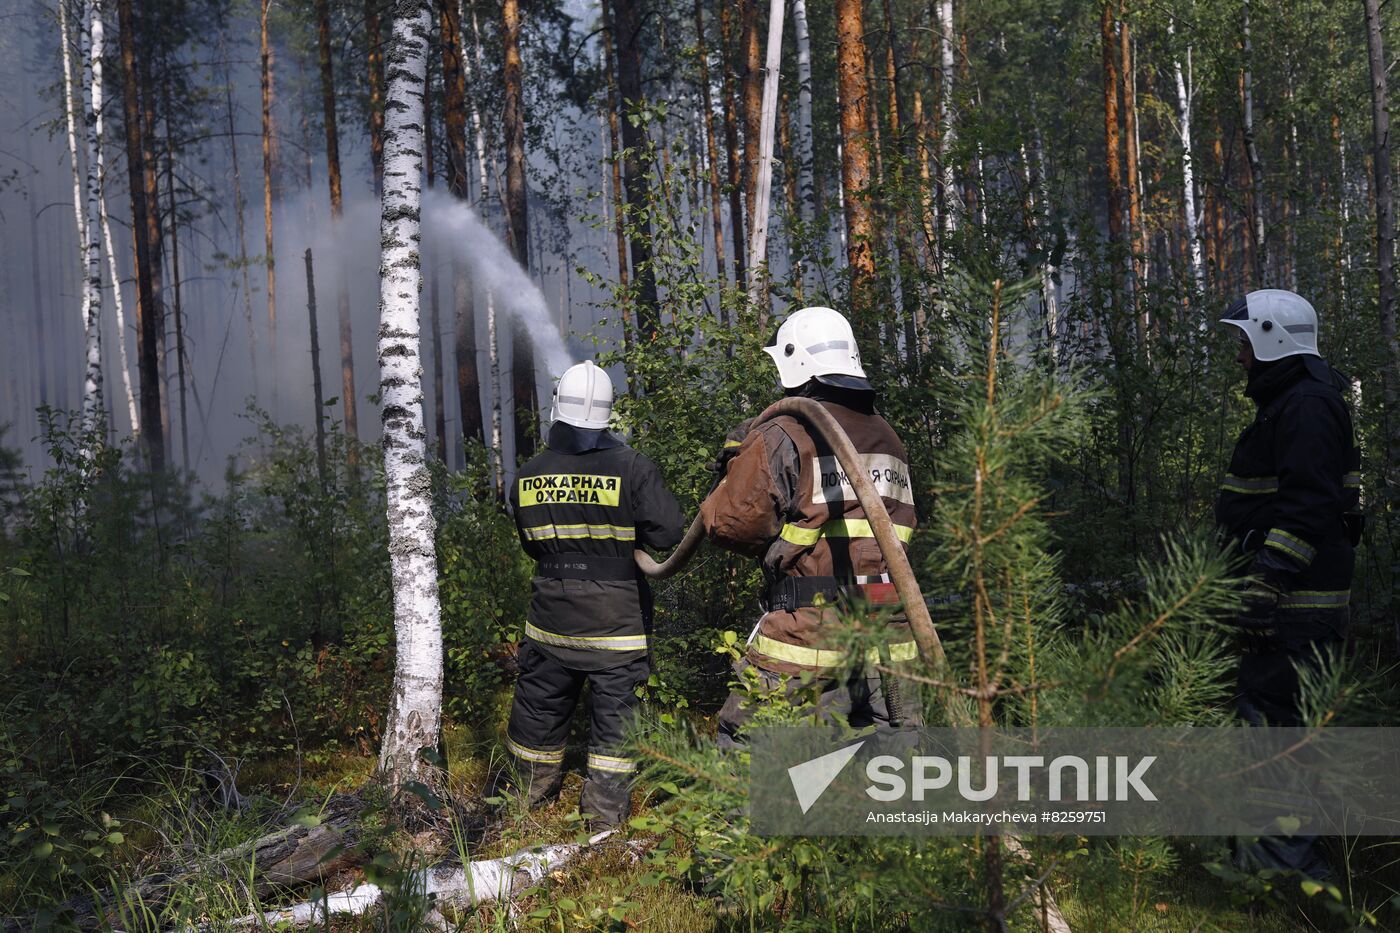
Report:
483,760,563,812
580,769,632,832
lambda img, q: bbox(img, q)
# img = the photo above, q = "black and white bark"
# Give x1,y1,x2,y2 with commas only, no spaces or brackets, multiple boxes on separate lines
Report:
81,0,105,440
745,0,785,305
1169,17,1205,295
375,0,444,790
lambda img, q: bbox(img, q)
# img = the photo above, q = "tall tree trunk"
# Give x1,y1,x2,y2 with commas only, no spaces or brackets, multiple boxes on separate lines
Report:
1170,19,1205,295
1241,0,1266,286
116,0,164,469
791,0,815,289
936,0,955,240
82,0,105,442
1120,5,1145,336
162,70,189,470
261,0,278,417
746,0,784,308
375,0,443,791
601,16,634,346
138,45,169,455
1100,0,1126,304
502,0,537,460
60,0,89,382
426,104,447,464
834,0,875,343
694,0,728,290
720,0,746,284
221,28,260,408
366,0,386,193
740,0,762,227
609,0,662,347
1364,0,1400,492
440,0,484,447
315,0,360,443
304,248,328,484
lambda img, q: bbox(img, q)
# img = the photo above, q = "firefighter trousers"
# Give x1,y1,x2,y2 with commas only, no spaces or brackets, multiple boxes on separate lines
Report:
501,640,647,829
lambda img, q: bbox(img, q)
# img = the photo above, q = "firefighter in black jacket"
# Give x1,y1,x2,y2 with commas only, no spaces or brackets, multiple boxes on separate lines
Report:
494,361,685,831
1217,289,1361,875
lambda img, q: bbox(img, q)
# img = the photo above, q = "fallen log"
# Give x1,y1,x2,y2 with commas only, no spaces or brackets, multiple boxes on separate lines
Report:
222,830,637,926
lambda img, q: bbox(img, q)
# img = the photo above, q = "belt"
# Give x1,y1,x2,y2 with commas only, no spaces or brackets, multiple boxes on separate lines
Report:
764,576,900,612
536,555,637,581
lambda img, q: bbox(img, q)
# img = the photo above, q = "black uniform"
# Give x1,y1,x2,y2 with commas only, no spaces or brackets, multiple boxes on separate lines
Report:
1216,354,1360,876
501,422,685,828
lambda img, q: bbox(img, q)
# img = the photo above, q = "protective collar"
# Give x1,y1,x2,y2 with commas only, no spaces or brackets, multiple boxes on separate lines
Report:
546,421,625,454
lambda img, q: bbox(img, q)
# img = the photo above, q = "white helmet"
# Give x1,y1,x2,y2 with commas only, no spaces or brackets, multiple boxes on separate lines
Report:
763,306,870,390
1220,289,1320,362
549,360,614,430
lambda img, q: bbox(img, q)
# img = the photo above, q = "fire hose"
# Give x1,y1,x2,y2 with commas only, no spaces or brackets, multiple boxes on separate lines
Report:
632,396,960,715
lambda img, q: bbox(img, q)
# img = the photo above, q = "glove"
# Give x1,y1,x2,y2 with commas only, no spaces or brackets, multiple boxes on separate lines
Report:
707,418,756,476
1233,578,1282,630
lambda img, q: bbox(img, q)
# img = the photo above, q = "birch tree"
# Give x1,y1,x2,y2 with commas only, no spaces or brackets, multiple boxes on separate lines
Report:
375,0,443,790
937,0,956,239
59,0,94,423
790,0,815,247
745,0,784,306
1170,18,1205,295
81,0,105,439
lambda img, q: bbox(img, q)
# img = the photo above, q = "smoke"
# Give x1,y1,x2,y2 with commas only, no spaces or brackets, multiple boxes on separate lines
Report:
422,190,574,379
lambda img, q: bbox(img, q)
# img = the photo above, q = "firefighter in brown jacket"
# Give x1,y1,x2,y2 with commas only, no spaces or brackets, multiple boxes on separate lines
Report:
701,306,922,748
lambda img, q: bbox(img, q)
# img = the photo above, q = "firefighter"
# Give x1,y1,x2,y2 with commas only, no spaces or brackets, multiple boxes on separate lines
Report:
1217,289,1361,875
701,306,923,748
495,360,685,831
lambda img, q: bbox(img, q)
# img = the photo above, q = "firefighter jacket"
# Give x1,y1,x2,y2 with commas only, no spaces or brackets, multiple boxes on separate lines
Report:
511,423,686,671
699,388,919,675
1215,355,1361,618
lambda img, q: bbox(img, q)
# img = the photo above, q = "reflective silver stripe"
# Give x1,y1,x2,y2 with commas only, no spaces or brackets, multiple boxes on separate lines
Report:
525,621,648,651
1278,590,1350,610
1283,323,1316,334
751,635,919,669
1264,528,1317,565
855,572,891,584
521,523,636,542
587,752,637,774
1220,473,1279,494
805,340,850,355
1343,472,1361,489
507,736,565,764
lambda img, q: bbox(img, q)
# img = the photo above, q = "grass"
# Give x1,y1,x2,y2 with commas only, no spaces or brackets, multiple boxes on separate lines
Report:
5,692,1395,931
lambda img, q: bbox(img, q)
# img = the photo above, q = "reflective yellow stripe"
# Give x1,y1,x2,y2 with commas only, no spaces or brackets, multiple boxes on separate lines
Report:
723,439,743,448
1264,528,1317,566
506,736,565,764
778,519,916,547
525,621,648,651
751,635,919,670
1343,472,1362,489
521,523,636,542
1220,473,1279,494
587,752,637,774
1278,590,1350,610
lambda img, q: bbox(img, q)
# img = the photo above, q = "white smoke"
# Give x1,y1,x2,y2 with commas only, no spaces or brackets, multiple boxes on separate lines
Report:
421,190,574,379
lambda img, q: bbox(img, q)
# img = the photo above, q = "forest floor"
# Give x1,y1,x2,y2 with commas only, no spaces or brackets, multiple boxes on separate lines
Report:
169,694,1314,933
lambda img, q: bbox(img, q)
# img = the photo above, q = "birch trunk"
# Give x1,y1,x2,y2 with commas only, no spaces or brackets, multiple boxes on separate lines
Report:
375,0,443,790
116,0,164,469
1170,19,1205,296
1364,0,1400,491
745,0,784,308
59,0,88,352
791,0,815,272
937,0,955,239
82,0,105,439
1241,0,1266,286
261,0,278,416
99,107,138,437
